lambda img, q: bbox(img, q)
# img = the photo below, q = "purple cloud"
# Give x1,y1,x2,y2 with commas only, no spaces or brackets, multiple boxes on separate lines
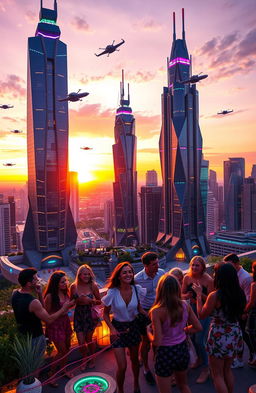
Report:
71,16,90,32
0,74,26,98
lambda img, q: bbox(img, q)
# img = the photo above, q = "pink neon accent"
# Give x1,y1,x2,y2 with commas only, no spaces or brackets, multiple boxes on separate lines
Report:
197,148,202,150
169,57,190,67
83,384,100,393
209,232,215,235
169,83,173,88
116,111,132,115
180,147,187,150
184,223,189,226
198,221,203,224
37,31,60,39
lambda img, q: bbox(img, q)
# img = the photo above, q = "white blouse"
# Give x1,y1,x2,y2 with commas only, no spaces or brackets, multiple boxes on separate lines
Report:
102,285,147,322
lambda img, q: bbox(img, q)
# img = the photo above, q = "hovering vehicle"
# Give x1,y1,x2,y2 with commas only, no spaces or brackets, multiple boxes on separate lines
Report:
95,39,125,57
80,146,93,151
180,73,208,84
58,89,89,102
0,104,14,109
217,109,233,115
10,129,23,134
3,162,16,166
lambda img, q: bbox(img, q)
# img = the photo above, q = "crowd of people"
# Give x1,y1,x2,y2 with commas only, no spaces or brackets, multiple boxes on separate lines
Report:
11,252,256,393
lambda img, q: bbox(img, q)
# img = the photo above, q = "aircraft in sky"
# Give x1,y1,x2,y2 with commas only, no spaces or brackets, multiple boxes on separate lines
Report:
95,39,125,57
217,109,234,115
58,90,89,102
0,104,14,109
80,146,93,150
10,129,23,134
3,162,16,166
180,73,208,84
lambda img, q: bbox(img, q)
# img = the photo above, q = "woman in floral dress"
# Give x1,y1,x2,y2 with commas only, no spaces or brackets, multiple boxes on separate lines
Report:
193,263,246,393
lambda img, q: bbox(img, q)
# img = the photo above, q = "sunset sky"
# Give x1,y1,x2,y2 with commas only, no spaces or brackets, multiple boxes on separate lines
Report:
0,0,255,186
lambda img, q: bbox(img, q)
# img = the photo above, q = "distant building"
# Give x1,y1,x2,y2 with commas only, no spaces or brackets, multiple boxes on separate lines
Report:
8,196,17,249
224,158,245,230
157,9,209,261
209,231,256,256
104,200,114,240
209,170,218,201
241,177,256,231
251,164,256,179
140,185,162,244
218,185,224,228
207,190,219,238
146,170,158,187
22,0,77,269
112,71,139,246
0,203,11,256
69,171,79,224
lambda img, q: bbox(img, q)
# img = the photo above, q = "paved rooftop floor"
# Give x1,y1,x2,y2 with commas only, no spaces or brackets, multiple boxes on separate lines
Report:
41,345,256,393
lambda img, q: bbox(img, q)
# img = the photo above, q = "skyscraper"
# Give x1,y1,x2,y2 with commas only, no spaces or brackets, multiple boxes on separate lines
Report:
157,9,209,261
140,185,162,244
224,158,245,230
112,71,139,246
241,177,256,231
146,170,158,187
104,200,114,240
69,171,79,225
8,196,17,249
23,0,77,269
0,203,11,256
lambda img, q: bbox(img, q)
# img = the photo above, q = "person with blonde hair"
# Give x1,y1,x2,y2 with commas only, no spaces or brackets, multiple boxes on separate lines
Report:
102,262,147,393
169,267,184,287
70,264,101,369
149,273,201,393
182,256,213,383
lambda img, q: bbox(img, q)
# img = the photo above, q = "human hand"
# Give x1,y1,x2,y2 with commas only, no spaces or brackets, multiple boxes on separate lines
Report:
192,282,202,296
62,299,75,312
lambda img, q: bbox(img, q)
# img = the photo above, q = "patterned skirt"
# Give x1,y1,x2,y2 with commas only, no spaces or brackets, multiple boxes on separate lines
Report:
206,320,243,359
74,305,98,334
111,319,141,348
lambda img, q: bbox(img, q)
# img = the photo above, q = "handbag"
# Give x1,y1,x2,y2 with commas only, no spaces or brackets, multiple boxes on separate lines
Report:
134,285,151,335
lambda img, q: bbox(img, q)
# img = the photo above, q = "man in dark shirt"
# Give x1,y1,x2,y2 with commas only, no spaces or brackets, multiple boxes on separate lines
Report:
12,268,73,353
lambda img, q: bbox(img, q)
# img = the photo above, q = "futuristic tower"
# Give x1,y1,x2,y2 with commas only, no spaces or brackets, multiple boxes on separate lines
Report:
157,9,209,261
112,71,139,246
23,0,77,269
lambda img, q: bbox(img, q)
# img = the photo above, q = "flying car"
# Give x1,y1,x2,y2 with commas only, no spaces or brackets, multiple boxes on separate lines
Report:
0,104,14,109
180,73,208,84
80,146,93,151
10,129,23,134
3,162,16,166
58,90,89,102
95,39,125,57
217,109,233,115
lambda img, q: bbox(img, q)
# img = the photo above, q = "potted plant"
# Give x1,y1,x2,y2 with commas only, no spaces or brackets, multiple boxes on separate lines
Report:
12,334,45,393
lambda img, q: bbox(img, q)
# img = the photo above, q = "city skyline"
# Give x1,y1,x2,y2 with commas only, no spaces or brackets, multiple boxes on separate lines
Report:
0,0,255,186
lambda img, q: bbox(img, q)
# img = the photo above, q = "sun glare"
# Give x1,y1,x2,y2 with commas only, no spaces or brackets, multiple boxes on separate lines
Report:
78,170,95,183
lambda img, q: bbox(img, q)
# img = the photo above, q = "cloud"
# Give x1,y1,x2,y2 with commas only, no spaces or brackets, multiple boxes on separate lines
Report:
25,10,37,23
2,116,18,123
138,148,158,154
80,69,159,85
71,16,90,32
0,74,26,98
69,103,160,139
133,18,162,32
198,28,256,81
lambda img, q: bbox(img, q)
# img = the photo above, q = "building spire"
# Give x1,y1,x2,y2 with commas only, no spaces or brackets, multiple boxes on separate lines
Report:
173,12,176,42
182,8,185,40
119,69,130,107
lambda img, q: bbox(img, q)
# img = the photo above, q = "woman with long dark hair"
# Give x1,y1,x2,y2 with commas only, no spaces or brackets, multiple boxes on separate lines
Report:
193,263,246,393
149,273,201,393
102,262,146,393
44,271,73,384
181,256,213,383
245,261,256,366
70,264,101,369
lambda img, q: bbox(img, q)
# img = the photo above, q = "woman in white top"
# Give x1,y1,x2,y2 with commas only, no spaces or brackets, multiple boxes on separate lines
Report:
102,262,146,393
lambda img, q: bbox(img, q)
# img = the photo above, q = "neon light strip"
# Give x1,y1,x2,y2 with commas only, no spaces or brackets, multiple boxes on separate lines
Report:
29,48,44,55
180,147,187,150
169,57,190,67
40,18,56,25
116,111,132,115
37,31,60,39
169,83,173,88
197,148,202,150
184,223,189,226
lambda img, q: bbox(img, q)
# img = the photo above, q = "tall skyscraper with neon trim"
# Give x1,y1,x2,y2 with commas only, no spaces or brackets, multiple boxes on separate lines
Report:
23,0,77,269
113,71,139,246
157,9,209,261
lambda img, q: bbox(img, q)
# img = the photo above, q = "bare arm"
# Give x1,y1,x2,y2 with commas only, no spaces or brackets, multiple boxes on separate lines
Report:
151,308,163,347
92,283,101,305
103,305,119,337
184,303,202,334
30,298,74,325
181,275,193,300
44,294,52,314
195,289,217,319
245,282,256,312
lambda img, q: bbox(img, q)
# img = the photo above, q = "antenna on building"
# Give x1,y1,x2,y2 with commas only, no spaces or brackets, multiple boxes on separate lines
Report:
182,8,185,40
190,55,192,77
167,57,170,86
128,83,130,105
54,0,57,11
173,12,176,41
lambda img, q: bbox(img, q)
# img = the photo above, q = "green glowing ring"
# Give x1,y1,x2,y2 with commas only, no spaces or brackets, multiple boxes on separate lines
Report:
73,376,109,393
